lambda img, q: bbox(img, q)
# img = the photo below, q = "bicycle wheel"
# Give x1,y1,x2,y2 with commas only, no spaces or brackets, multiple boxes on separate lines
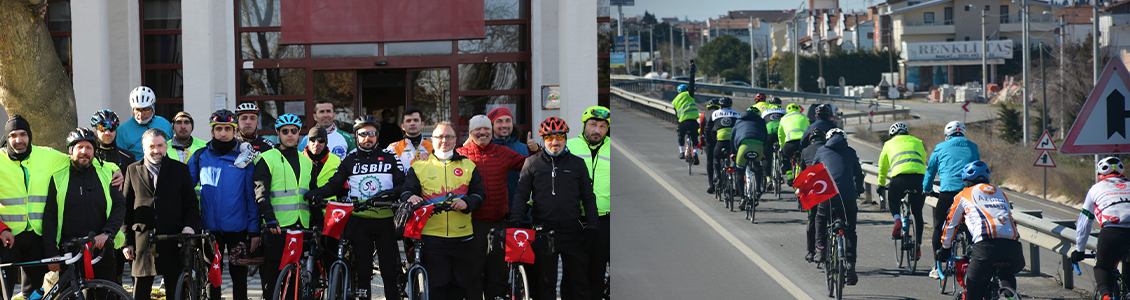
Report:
174,271,198,300
273,263,300,300
903,203,918,274
997,286,1022,300
511,264,531,300
326,263,348,300
406,266,428,300
686,137,693,176
835,235,846,300
726,172,736,212
773,157,782,198
55,279,132,300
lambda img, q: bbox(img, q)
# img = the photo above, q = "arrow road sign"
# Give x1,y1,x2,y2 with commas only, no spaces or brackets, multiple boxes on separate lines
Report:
962,102,970,112
1061,56,1130,154
1033,150,1057,168
1034,130,1057,151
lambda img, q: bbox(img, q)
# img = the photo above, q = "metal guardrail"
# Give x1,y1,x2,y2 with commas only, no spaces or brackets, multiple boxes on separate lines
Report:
611,76,912,113
613,85,1096,290
859,163,1096,289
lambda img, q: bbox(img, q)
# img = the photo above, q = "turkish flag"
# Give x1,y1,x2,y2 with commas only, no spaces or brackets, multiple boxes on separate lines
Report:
793,163,840,210
280,230,304,270
402,205,434,239
505,228,536,264
209,242,222,287
83,242,94,280
322,201,354,239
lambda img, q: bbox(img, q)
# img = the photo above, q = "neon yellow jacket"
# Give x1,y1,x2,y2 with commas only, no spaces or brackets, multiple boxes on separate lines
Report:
672,92,699,122
878,135,928,186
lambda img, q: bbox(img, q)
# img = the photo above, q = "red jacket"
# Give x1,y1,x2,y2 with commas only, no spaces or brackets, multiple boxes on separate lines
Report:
457,142,528,223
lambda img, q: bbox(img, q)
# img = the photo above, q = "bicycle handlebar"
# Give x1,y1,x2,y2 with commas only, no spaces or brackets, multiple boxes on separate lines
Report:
149,230,212,242
1073,253,1098,275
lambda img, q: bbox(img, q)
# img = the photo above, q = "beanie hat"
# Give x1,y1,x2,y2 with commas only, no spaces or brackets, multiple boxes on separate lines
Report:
488,107,514,124
469,115,492,132
5,115,31,142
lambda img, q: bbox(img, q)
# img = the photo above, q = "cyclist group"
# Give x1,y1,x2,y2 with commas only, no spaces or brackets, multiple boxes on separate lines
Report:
0,85,610,300
668,83,1130,299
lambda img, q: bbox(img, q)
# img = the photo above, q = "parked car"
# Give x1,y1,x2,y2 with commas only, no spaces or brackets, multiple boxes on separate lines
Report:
724,81,751,87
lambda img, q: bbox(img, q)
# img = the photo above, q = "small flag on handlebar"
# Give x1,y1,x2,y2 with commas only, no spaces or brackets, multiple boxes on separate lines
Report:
83,243,94,280
505,228,536,264
322,201,354,239
402,205,434,239
280,230,303,270
209,242,222,287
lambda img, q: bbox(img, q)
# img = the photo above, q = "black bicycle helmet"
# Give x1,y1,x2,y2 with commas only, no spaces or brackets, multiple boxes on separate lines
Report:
770,97,782,105
815,104,833,119
90,109,120,131
66,127,98,148
808,127,827,144
353,115,380,132
718,97,733,108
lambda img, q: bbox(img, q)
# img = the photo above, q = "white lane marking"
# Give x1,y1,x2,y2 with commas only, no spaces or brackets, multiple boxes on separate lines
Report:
613,142,815,300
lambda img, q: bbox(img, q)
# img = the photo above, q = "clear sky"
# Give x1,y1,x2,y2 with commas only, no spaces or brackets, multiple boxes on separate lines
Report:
618,0,876,22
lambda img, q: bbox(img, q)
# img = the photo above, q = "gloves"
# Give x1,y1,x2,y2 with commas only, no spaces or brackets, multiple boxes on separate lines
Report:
935,248,952,262
304,189,323,202
233,142,259,169
876,186,887,196
1071,250,1085,263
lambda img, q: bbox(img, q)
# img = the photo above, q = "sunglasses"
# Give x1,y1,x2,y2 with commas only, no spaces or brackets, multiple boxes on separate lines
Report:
96,122,116,132
543,134,566,142
588,108,610,119
211,115,234,124
355,131,378,137
279,128,300,135
432,135,457,141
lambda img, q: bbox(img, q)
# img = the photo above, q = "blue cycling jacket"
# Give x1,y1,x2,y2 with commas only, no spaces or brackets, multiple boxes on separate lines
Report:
116,116,173,159
189,143,260,233
923,136,980,193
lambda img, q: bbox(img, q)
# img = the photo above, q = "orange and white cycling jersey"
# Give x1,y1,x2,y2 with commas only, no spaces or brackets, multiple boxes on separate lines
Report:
941,183,1019,247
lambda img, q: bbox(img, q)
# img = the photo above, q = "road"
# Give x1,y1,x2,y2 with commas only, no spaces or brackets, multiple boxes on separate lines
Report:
613,99,1092,299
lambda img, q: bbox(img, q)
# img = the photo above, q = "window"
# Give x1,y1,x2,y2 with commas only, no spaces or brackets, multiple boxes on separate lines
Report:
964,5,970,11
924,12,935,24
947,38,955,41
141,0,183,120
47,0,71,76
867,32,874,39
965,37,970,41
985,5,990,11
410,69,452,133
1000,6,1009,23
945,7,953,24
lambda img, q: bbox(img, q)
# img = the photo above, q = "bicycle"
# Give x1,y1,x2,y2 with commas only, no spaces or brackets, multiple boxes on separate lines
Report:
376,193,462,300
740,151,762,223
272,226,327,300
880,187,922,274
0,232,134,300
823,217,849,300
770,143,783,199
944,255,1022,300
323,190,399,300
1074,252,1130,300
487,226,556,300
720,148,737,211
684,134,695,176
149,230,216,300
938,230,973,294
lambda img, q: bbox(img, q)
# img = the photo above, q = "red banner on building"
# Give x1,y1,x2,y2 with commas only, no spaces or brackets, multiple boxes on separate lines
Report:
281,0,486,44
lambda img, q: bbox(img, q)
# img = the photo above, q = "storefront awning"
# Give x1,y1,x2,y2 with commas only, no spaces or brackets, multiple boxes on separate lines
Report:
902,59,1005,67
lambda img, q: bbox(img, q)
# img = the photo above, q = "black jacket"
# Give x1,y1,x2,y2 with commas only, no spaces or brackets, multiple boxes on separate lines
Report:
798,142,824,171
254,147,318,225
813,135,865,202
43,161,126,256
95,143,135,169
240,134,276,153
801,119,838,148
510,149,599,227
123,158,200,244
311,148,405,204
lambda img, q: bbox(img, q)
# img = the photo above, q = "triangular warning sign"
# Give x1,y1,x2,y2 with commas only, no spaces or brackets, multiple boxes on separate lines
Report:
1033,150,1057,168
1061,56,1130,154
1034,130,1057,151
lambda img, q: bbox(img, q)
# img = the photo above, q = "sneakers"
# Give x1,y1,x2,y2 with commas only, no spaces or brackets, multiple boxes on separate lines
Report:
1103,295,1114,300
928,268,941,279
892,218,903,239
814,246,827,263
916,248,922,261
707,185,715,194
805,252,815,263
738,200,746,211
679,152,685,159
693,153,700,165
846,263,859,285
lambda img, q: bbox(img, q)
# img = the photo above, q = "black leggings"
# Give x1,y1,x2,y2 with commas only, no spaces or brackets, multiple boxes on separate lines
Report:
0,231,46,299
207,231,249,300
933,191,960,259
964,239,1025,300
815,199,858,264
676,120,699,147
345,217,403,300
887,174,926,244
705,141,717,186
1094,226,1130,297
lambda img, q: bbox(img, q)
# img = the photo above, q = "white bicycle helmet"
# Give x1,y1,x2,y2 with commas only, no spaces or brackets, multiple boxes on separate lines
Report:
825,128,846,140
129,86,156,109
889,122,909,136
236,102,260,115
1097,156,1124,176
944,121,965,137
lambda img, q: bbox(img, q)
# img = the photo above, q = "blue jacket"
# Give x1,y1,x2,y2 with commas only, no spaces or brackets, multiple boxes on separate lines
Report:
116,116,174,159
923,136,980,193
189,141,259,233
494,135,531,223
731,111,769,145
800,119,838,148
813,135,864,202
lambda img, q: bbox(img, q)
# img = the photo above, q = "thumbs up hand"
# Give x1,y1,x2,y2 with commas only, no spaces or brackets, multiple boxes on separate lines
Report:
526,132,540,152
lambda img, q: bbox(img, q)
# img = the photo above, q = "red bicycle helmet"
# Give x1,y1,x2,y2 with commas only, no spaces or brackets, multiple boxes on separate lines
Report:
755,93,767,101
539,117,570,136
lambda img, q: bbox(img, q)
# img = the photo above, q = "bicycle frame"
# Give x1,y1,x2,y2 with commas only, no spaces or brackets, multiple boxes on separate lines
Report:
1,233,111,300
149,230,215,300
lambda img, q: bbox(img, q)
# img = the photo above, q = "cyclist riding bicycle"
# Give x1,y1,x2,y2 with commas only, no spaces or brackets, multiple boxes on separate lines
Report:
752,93,771,112
777,103,809,183
811,128,864,285
925,121,981,278
760,105,786,190
936,161,1024,300
731,107,769,210
798,128,827,263
800,104,838,149
877,123,927,255
711,98,742,188
1072,157,1130,300
701,99,722,194
672,84,700,164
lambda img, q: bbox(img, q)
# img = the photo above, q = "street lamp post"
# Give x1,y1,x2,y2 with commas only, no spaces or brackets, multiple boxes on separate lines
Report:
969,5,987,101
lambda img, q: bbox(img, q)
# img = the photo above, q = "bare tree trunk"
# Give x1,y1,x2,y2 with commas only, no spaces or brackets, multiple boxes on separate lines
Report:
0,0,77,151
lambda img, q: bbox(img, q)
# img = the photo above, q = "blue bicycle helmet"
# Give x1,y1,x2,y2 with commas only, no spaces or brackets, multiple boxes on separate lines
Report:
275,113,303,129
961,160,990,182
677,84,688,92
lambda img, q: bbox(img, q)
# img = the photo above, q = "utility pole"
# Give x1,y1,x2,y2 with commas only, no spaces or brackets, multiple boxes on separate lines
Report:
750,16,757,87
617,5,623,36
981,7,988,101
1095,0,1103,180
1059,14,1066,140
1042,41,1048,200
1023,0,1031,146
766,35,771,88
794,19,800,92
682,30,687,77
650,26,655,73
670,24,675,77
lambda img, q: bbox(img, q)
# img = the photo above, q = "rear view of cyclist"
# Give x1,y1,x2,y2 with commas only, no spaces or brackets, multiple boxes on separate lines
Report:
701,99,722,194
731,106,769,210
672,84,700,164
711,98,741,187
811,128,864,285
800,104,837,149
752,93,769,112
777,103,809,183
925,121,980,278
798,128,827,263
1072,157,1130,300
936,161,1024,300
760,105,786,190
877,122,927,257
